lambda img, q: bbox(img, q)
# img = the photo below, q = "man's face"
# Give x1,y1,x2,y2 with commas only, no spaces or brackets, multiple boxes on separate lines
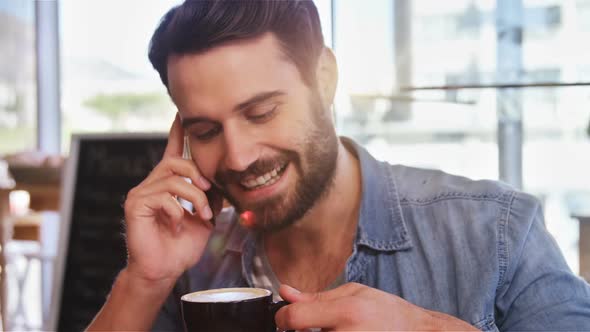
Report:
167,33,338,232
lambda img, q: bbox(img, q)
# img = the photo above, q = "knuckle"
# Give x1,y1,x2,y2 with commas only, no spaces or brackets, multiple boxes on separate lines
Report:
160,156,175,167
171,202,184,220
348,282,363,289
127,186,139,198
345,282,365,294
191,188,207,205
123,195,137,212
166,194,183,218
151,159,167,173
167,175,181,185
312,292,324,301
156,157,179,173
190,166,201,180
167,176,186,190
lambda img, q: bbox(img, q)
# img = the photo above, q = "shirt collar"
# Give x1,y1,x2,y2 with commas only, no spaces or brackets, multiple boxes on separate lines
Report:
225,137,412,254
343,137,412,252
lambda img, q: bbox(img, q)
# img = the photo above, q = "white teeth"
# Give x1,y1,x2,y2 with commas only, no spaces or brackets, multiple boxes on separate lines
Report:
240,164,286,189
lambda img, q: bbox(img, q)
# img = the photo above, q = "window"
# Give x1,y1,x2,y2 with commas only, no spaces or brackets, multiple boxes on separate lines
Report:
578,0,590,32
59,0,182,151
0,0,36,154
332,0,590,274
313,0,333,48
332,0,397,147
523,4,562,40
333,0,499,180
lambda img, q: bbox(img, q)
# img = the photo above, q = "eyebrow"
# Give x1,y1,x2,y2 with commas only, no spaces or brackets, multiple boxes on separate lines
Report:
181,90,286,128
234,90,285,112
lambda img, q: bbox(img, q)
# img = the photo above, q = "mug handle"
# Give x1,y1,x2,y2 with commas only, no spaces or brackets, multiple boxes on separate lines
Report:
269,300,294,332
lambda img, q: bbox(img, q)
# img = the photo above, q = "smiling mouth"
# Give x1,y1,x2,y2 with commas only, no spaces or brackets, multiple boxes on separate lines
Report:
239,163,288,191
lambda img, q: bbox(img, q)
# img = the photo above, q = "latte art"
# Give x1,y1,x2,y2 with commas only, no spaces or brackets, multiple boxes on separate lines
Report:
181,288,271,303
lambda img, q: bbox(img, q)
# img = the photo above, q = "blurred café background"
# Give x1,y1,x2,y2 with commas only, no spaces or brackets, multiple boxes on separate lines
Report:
1,0,590,330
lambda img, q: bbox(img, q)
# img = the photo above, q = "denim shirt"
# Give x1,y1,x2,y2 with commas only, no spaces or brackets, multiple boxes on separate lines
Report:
153,138,590,331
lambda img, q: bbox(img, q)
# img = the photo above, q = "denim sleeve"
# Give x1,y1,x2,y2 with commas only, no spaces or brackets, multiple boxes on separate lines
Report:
151,273,190,332
495,192,590,331
151,292,183,332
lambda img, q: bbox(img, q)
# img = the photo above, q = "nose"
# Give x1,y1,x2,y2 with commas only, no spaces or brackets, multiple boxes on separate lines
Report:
222,125,258,172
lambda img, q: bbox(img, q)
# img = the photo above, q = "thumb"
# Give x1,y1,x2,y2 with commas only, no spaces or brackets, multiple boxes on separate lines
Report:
279,284,321,303
278,284,304,303
279,283,353,304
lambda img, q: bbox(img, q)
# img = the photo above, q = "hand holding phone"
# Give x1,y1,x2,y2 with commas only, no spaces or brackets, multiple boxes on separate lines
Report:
122,114,222,282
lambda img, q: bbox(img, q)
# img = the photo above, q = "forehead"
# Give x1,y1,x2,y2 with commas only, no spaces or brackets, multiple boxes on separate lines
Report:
167,33,305,116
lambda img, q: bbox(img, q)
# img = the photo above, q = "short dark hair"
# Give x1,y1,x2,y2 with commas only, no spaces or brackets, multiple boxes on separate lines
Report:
148,0,325,89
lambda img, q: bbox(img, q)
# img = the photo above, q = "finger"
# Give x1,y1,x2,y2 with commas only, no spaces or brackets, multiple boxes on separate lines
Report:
182,208,214,232
279,283,363,304
138,176,213,220
275,298,346,331
163,113,184,158
142,192,184,233
144,157,211,190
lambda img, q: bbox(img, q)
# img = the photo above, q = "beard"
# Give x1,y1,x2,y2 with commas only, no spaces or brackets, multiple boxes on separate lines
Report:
215,93,339,233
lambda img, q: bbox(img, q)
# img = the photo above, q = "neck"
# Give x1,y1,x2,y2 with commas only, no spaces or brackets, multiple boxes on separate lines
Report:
263,139,362,270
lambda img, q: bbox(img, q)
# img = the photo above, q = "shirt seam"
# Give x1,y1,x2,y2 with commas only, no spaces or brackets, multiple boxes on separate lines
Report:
355,162,412,251
399,192,511,206
497,190,516,290
473,314,496,331
385,163,404,238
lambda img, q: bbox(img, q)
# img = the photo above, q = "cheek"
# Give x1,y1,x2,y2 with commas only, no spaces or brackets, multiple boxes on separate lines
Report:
192,147,222,180
270,106,311,145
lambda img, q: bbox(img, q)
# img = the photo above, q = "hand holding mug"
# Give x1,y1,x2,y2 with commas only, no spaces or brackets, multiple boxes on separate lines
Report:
275,283,478,331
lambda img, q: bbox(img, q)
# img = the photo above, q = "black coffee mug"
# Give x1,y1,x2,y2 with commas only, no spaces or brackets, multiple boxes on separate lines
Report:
181,287,291,332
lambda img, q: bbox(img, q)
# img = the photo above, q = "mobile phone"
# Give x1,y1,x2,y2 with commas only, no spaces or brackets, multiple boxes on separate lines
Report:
178,134,195,213
179,135,224,222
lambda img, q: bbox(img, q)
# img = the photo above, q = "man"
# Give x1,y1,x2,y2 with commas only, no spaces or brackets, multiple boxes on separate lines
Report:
88,1,590,331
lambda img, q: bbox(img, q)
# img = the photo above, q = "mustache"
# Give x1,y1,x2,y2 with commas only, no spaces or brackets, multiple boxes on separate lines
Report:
214,151,297,185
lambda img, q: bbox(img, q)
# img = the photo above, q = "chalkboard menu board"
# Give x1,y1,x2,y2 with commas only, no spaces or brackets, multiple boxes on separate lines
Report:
50,134,167,331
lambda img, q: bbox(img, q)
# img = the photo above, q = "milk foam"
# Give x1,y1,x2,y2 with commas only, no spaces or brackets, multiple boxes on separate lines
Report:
182,288,271,303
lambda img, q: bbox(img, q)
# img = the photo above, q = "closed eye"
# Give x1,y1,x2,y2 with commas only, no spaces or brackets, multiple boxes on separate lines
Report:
246,105,278,123
188,123,222,142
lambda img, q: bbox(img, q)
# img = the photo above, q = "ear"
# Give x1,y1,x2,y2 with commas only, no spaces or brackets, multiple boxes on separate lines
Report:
316,47,338,109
